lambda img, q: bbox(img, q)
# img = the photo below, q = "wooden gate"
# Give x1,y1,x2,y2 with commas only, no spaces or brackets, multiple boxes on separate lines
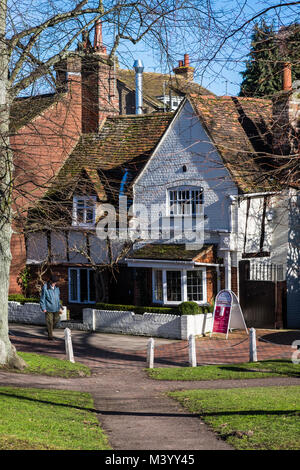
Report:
239,261,286,328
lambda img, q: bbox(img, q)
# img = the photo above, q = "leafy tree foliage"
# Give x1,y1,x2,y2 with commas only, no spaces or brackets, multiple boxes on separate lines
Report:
240,20,300,97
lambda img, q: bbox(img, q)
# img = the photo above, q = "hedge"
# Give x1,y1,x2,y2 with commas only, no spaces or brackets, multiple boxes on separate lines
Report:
95,302,214,315
8,294,40,304
7,296,214,315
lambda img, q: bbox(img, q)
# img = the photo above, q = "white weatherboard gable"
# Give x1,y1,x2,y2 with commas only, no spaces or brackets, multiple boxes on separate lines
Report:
133,99,238,238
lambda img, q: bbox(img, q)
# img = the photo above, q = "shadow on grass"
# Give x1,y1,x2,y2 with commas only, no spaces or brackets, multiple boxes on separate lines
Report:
217,360,300,378
0,390,197,419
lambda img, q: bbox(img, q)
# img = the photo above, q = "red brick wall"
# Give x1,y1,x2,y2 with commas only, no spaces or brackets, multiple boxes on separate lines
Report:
219,266,238,296
82,56,119,133
9,54,121,294
9,76,82,293
9,233,26,294
206,267,217,304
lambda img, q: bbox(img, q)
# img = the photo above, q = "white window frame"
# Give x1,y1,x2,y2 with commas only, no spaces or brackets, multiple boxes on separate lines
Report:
152,267,207,305
72,195,97,227
167,187,203,217
68,267,96,304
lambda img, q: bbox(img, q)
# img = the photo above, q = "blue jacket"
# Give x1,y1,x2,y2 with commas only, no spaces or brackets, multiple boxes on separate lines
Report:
40,283,61,313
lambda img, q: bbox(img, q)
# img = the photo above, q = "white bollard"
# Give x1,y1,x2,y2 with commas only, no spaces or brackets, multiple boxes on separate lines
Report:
249,327,257,362
64,328,75,363
188,334,197,367
147,338,154,368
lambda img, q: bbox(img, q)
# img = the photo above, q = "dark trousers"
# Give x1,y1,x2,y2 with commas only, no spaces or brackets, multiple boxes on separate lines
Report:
45,311,60,338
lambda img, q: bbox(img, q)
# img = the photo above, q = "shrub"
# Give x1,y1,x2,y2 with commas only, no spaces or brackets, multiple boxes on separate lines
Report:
94,303,178,315
178,301,201,315
8,294,39,304
94,302,214,315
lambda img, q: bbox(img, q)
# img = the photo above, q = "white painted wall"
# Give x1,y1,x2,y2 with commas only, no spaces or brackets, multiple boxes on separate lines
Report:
8,302,67,325
133,100,238,243
237,191,300,327
286,191,300,327
83,308,213,339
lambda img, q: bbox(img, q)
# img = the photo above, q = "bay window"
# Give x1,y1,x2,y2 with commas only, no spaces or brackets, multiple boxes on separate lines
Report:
152,268,206,305
166,271,182,302
187,270,203,301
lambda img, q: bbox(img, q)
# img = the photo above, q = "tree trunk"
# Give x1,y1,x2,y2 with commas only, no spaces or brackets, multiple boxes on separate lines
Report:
0,0,26,369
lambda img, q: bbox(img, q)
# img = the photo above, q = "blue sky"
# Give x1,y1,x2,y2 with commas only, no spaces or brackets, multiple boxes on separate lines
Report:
14,0,299,97
106,0,300,96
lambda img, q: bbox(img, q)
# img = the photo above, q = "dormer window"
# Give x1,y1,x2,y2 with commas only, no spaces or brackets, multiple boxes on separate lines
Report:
73,196,96,227
168,187,203,216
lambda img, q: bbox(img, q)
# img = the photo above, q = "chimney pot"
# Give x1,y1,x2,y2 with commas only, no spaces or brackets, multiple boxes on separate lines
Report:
94,20,107,54
283,62,292,91
184,54,190,67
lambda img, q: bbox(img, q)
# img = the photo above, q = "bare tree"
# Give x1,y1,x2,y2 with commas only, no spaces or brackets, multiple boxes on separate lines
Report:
0,0,202,368
1,0,299,369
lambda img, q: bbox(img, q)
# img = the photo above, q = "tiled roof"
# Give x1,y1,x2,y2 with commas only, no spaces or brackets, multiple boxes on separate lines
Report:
10,93,61,132
47,113,174,201
10,68,211,131
117,69,213,106
127,243,216,262
189,95,279,192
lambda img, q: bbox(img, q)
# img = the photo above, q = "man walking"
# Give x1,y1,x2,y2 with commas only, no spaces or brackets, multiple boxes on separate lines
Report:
40,275,62,340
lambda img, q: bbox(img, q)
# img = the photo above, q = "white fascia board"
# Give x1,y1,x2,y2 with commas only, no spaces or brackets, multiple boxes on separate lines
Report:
125,258,222,268
125,258,194,268
237,191,280,198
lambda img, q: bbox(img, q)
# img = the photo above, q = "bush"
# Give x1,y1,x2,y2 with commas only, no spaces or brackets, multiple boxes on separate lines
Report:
94,303,178,315
178,301,201,315
8,294,39,304
94,302,214,315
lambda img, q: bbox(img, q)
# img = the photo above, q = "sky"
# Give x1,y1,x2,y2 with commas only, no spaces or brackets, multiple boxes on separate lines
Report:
106,0,300,96
12,0,299,98
115,44,244,96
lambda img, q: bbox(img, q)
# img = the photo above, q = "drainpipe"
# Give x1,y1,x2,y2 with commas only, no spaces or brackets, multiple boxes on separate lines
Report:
133,59,144,115
224,251,232,291
119,169,130,239
119,169,129,197
216,264,221,293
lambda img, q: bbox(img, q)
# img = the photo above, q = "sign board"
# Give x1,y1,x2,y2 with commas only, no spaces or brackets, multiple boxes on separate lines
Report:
210,290,248,339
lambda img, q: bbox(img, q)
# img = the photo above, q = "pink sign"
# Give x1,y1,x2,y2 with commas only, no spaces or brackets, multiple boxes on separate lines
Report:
212,291,232,335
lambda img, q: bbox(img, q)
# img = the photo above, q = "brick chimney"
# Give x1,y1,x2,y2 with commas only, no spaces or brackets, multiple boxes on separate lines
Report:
173,54,194,82
272,63,300,155
81,22,119,132
55,23,119,134
54,54,82,95
54,54,82,129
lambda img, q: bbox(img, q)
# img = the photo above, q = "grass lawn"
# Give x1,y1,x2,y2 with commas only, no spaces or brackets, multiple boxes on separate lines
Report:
170,386,300,450
1,352,91,378
0,386,111,450
147,360,300,381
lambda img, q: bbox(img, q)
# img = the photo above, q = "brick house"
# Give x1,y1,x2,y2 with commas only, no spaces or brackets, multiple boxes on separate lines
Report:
25,78,299,327
9,22,210,295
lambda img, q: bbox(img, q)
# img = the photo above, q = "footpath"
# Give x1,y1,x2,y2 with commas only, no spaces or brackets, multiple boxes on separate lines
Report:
1,324,299,451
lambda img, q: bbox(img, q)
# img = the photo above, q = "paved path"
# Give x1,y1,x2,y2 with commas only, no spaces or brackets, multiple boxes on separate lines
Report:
1,324,299,450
